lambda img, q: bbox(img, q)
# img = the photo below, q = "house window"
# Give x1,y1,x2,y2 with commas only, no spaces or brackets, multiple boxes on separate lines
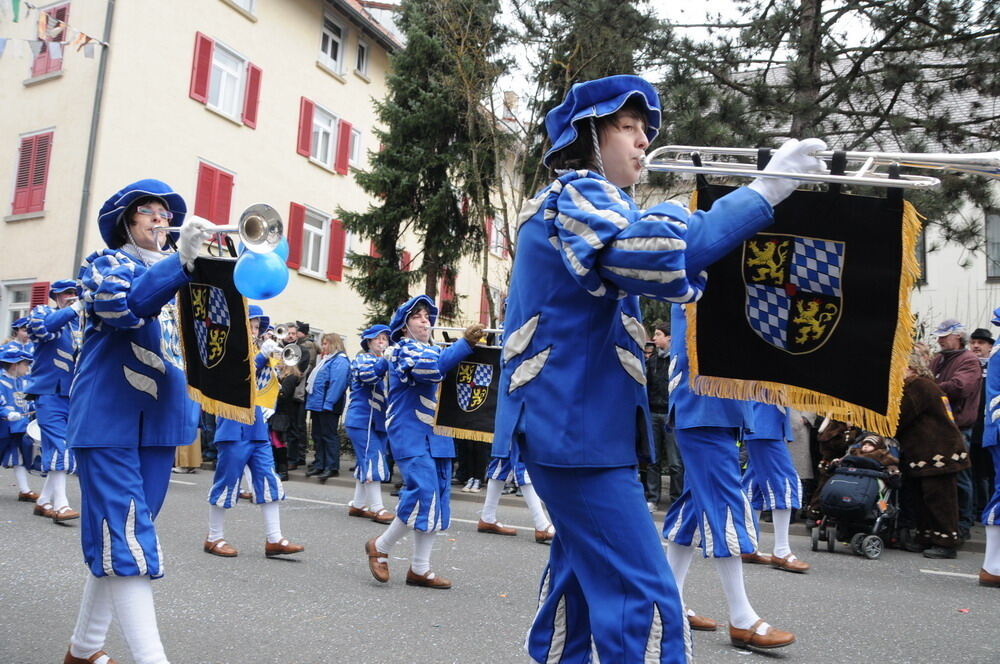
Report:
208,43,247,120
11,131,54,216
986,210,1000,281
356,39,369,76
189,33,261,128
487,217,506,256
229,0,254,11
194,162,235,225
301,209,329,276
2,282,33,333
320,16,345,72
349,128,362,166
311,105,338,168
31,3,69,78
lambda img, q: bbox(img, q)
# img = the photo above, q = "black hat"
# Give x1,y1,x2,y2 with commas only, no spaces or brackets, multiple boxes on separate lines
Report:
971,328,995,344
296,321,310,335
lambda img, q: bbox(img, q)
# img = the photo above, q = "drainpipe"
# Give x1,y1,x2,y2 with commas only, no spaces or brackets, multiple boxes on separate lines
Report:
72,0,115,272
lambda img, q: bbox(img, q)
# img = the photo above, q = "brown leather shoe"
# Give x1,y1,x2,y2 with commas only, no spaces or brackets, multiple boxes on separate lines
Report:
204,538,238,557
265,538,304,557
477,519,517,536
348,505,376,519
729,619,795,649
365,537,390,583
52,506,80,522
64,649,118,663
686,609,718,632
741,551,772,565
238,491,252,501
33,502,55,518
18,490,39,502
371,509,395,525
535,526,554,544
405,568,452,589
979,568,1000,587
771,553,810,573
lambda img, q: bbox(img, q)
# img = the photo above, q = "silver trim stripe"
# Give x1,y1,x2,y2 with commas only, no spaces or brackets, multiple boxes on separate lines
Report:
615,346,647,385
124,499,147,575
503,314,540,363
643,604,663,663
566,184,629,229
621,312,645,347
557,213,605,249
509,347,551,393
123,366,158,399
604,265,686,284
131,342,165,374
612,235,686,252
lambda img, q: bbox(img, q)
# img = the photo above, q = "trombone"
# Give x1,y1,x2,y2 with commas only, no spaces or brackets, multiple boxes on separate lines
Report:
154,203,284,254
643,145,1000,190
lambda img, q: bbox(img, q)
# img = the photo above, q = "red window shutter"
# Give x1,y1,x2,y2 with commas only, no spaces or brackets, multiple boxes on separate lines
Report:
214,170,234,225
12,133,53,215
369,240,381,258
479,284,490,325
327,219,346,281
297,98,314,157
12,136,34,214
334,120,352,174
30,281,50,307
194,162,218,221
32,5,69,77
286,203,305,269
189,32,214,103
400,250,412,271
242,63,262,128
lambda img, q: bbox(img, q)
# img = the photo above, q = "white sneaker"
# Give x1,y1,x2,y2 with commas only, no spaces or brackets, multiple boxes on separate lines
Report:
461,478,475,493
647,501,656,512
470,479,482,493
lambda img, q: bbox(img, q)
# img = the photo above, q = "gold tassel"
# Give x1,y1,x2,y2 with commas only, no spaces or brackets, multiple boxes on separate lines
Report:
686,199,923,437
432,425,494,443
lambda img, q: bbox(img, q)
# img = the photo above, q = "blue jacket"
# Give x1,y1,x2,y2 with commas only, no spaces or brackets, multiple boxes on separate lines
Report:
385,337,472,459
745,402,793,442
215,352,271,442
26,304,80,396
0,373,31,436
68,250,198,447
305,352,349,413
984,345,1000,448
345,352,388,432
494,170,772,467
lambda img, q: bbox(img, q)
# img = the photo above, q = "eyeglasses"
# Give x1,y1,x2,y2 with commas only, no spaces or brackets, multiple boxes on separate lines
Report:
136,206,174,221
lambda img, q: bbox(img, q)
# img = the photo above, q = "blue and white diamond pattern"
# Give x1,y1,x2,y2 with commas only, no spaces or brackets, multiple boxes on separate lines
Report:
256,364,273,391
790,238,843,297
457,382,473,410
746,284,789,348
474,364,493,387
195,286,231,366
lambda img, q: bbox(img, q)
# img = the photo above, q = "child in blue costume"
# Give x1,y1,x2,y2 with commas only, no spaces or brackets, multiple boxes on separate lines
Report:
7,317,35,359
492,74,826,663
364,295,483,589
27,279,82,521
204,306,304,559
0,345,36,502
979,306,1000,588
739,403,810,573
64,179,214,664
345,323,395,524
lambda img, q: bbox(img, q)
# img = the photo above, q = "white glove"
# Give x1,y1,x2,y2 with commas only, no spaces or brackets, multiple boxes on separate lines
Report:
260,339,280,356
70,299,84,313
177,216,216,271
7,412,22,422
261,407,275,420
748,138,828,207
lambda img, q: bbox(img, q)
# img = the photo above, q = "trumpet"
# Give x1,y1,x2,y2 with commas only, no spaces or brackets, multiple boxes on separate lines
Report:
154,203,284,254
281,343,302,367
643,145,1000,190
274,324,289,339
430,326,504,335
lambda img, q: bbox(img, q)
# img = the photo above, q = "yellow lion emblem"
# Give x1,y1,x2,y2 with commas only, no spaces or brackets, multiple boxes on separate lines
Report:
746,239,791,284
791,299,839,344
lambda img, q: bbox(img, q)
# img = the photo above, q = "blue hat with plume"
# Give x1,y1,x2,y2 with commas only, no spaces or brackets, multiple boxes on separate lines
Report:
98,179,187,248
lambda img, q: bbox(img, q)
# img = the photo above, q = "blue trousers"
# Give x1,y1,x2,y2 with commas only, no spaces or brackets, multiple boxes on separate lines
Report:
982,446,1000,525
525,460,690,664
36,394,75,473
742,437,802,511
209,439,285,508
1,433,30,468
310,410,341,471
486,439,530,485
394,453,451,532
346,425,390,483
75,446,174,578
958,428,975,534
663,427,757,558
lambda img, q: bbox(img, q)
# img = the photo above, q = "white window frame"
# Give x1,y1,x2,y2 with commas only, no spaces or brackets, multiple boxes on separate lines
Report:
300,207,329,278
348,127,362,166
310,104,339,170
355,38,370,77
343,230,359,268
986,210,1000,281
320,14,346,73
207,41,248,121
229,0,255,12
1,280,33,337
488,218,506,256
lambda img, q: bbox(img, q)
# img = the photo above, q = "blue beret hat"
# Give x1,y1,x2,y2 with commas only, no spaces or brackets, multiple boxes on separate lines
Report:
360,324,391,351
98,179,187,248
49,279,77,298
389,295,437,342
11,317,29,330
543,75,662,168
0,345,31,364
247,304,269,334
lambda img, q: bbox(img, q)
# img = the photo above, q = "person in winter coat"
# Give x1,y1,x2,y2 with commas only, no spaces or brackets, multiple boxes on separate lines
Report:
305,333,349,481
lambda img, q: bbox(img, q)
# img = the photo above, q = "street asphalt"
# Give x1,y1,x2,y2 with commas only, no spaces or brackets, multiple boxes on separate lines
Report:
0,466,995,663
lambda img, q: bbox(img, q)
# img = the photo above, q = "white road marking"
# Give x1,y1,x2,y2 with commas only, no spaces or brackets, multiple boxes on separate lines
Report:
169,480,196,486
919,568,978,579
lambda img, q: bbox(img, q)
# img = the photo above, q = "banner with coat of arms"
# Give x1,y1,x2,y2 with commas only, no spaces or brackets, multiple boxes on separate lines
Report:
686,184,921,437
177,257,256,424
433,345,501,443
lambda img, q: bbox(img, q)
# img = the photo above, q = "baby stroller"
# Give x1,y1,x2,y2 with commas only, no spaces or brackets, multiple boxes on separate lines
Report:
810,454,900,559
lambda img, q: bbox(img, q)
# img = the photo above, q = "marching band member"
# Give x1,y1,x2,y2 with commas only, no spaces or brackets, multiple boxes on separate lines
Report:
6,317,35,359
0,345,36,502
493,74,825,662
980,306,1000,588
740,403,810,573
345,324,395,524
27,279,82,522
476,442,554,543
64,179,214,664
364,295,483,589
204,306,303,559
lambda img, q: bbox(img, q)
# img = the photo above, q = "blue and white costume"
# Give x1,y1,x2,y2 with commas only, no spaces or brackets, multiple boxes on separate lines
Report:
485,440,530,486
8,318,34,362
26,280,81,473
69,180,198,580
0,346,33,469
345,324,391,484
981,310,1000,527
742,403,802,512
493,76,775,663
385,296,473,533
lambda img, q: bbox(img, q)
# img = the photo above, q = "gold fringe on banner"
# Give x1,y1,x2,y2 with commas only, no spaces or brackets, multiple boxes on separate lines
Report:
684,196,923,438
431,425,494,443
